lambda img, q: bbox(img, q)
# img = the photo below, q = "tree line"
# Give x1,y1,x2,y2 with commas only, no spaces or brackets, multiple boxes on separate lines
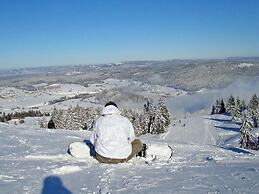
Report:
40,106,101,131
211,94,259,150
0,110,47,122
41,98,171,136
123,98,171,136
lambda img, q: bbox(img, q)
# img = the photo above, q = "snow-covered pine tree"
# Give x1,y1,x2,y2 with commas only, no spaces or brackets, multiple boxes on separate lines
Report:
50,107,58,125
81,107,91,130
142,101,149,133
215,99,221,114
81,107,101,131
239,110,255,149
226,95,235,116
248,94,259,128
80,108,87,130
134,109,146,136
233,96,242,121
81,107,93,130
149,98,171,134
153,117,164,134
145,99,157,134
40,114,48,128
240,99,247,112
122,108,141,136
137,109,149,136
236,96,241,107
157,98,171,127
248,94,259,111
50,107,65,129
64,107,73,130
89,107,101,130
71,105,84,130
60,109,69,129
78,105,88,130
122,108,132,123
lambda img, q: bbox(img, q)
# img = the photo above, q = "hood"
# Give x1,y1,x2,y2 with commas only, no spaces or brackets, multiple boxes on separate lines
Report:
101,105,121,115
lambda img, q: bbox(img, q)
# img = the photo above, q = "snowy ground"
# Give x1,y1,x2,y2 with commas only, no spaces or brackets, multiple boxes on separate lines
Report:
0,79,186,114
1,114,259,194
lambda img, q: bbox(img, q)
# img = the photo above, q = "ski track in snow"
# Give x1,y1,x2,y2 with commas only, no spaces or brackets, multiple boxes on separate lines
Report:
1,114,259,194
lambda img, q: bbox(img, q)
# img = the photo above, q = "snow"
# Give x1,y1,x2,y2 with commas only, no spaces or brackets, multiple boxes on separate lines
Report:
51,166,82,175
0,80,187,114
0,83,101,112
44,83,89,96
1,114,259,193
65,71,82,76
237,63,254,68
232,63,254,70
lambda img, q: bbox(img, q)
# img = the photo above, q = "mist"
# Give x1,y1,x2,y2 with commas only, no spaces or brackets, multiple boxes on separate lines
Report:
166,77,259,114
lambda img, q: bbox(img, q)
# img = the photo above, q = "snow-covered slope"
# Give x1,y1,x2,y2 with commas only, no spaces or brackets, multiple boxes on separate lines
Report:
0,114,259,194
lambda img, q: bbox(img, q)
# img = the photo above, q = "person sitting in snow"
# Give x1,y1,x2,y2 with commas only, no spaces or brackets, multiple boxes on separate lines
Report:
90,101,143,164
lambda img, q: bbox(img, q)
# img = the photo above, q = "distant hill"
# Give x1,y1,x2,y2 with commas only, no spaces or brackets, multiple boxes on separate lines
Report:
0,57,259,91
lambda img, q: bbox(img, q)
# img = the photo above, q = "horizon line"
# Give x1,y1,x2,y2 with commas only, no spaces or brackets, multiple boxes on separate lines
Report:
1,56,259,72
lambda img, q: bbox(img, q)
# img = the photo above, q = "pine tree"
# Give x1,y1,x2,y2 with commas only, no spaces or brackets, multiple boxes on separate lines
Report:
51,107,61,128
40,114,48,128
226,95,235,116
240,99,247,112
143,99,156,134
71,105,84,130
236,96,241,108
66,107,74,130
157,98,171,127
215,99,221,114
248,94,259,128
87,107,101,130
233,96,242,121
239,110,254,149
134,110,146,136
150,98,171,134
123,108,144,136
81,107,90,130
248,94,259,111
80,108,88,130
137,109,149,136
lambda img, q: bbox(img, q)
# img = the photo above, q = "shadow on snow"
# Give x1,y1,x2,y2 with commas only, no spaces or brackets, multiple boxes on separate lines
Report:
41,176,72,194
206,117,232,123
206,117,241,125
215,125,240,132
220,146,254,155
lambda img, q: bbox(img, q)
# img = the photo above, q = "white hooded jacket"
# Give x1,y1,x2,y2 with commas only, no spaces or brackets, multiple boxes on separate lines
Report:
90,105,135,159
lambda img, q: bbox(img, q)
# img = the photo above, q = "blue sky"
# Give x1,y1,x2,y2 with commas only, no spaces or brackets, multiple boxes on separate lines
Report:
0,0,259,69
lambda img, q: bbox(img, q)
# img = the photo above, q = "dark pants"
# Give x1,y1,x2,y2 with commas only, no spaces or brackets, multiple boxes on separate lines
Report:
96,139,143,164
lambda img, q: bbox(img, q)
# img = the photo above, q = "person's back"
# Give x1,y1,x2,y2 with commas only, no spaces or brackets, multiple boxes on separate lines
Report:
90,102,142,164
